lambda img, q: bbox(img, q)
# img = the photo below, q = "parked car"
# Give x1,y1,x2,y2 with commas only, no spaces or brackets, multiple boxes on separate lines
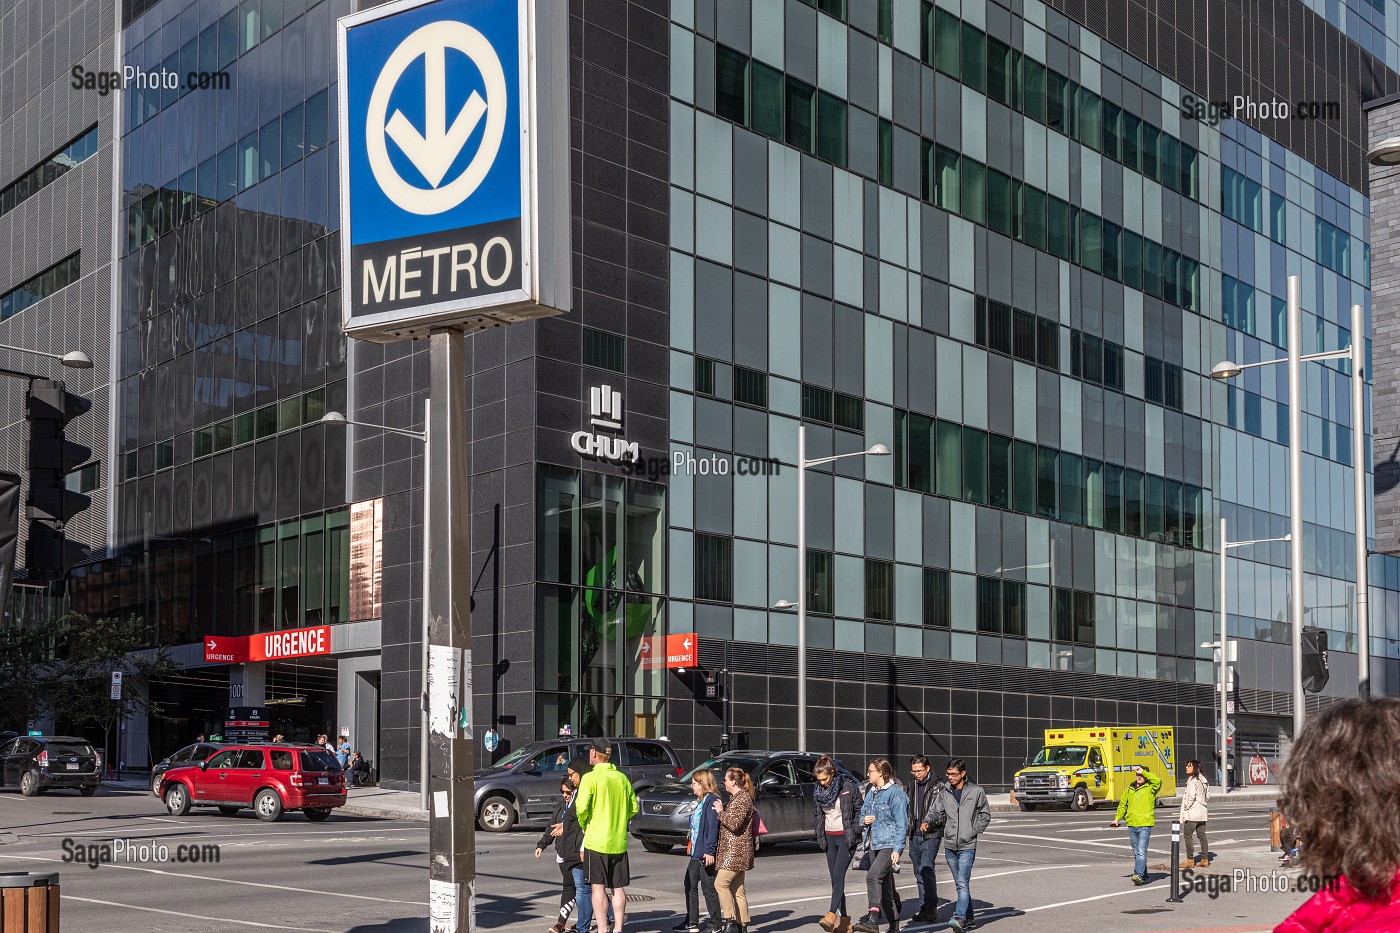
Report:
475,736,683,832
157,744,346,821
631,751,847,853
149,742,225,795
0,735,102,797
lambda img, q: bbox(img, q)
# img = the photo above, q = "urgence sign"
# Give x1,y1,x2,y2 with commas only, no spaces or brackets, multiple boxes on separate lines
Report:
338,0,570,341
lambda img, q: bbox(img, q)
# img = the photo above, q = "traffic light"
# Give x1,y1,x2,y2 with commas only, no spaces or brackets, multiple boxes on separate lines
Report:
26,378,91,580
1301,626,1330,694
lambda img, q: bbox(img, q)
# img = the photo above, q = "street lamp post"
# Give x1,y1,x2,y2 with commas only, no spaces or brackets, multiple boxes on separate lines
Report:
1211,273,1361,738
774,426,889,752
321,408,428,810
1212,517,1290,793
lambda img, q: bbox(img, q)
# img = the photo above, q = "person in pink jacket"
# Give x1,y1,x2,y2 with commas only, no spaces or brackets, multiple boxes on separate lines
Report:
1274,697,1400,933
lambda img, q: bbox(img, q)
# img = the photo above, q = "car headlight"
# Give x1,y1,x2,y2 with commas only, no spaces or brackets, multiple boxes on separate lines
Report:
1013,776,1022,788
1057,774,1071,787
676,801,697,816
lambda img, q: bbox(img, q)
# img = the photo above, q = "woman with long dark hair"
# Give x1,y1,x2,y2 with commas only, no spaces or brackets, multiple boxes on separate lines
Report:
1276,697,1400,932
1178,759,1210,869
853,758,908,933
713,767,756,933
813,756,863,932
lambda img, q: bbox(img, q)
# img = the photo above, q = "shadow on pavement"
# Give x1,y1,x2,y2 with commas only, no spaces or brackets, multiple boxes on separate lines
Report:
308,849,424,866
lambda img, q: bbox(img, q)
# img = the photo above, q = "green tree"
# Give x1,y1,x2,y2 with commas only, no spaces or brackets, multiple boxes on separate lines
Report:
12,613,176,749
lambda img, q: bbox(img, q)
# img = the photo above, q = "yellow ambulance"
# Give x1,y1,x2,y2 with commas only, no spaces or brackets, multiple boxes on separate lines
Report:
1012,726,1178,811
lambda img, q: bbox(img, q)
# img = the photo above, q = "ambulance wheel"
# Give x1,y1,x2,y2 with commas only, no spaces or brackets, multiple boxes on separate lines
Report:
1071,786,1091,812
1018,802,1037,812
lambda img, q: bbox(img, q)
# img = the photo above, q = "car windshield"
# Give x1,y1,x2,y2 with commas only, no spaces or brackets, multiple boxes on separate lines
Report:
46,743,95,757
679,758,762,783
491,746,538,769
1029,745,1089,766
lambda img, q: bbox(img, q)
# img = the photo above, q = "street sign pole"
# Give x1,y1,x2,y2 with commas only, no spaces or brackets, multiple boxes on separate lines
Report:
426,329,474,933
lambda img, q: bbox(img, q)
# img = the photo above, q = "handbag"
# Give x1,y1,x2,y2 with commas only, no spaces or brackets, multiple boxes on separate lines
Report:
851,827,872,871
751,806,768,851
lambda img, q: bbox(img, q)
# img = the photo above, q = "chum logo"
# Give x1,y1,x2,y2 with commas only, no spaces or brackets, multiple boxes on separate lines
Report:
367,20,507,215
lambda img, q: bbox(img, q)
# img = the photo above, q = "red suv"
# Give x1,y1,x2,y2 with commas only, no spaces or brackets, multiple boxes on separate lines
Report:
157,744,346,821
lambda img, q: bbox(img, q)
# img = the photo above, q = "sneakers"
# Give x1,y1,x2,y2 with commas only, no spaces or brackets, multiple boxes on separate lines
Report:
853,912,881,933
948,918,966,933
911,907,936,923
672,924,702,933
1130,874,1144,886
549,923,567,933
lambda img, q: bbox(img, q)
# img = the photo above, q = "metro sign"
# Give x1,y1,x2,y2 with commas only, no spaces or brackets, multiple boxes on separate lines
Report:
204,626,334,663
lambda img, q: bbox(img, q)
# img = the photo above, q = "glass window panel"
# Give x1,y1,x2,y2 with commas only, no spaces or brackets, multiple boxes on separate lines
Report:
1047,196,1074,260
987,169,1013,236
751,61,785,139
1121,112,1141,172
936,146,960,213
238,133,259,190
963,427,988,504
1004,581,1026,636
305,89,329,154
241,0,262,53
260,119,280,180
988,433,1011,508
1103,464,1123,533
961,22,986,93
908,412,934,493
816,91,847,167
1059,452,1083,524
866,560,894,621
933,8,960,78
1037,318,1058,369
716,45,748,124
1047,71,1071,134
977,576,1001,633
1019,184,1046,250
923,568,950,627
1084,459,1104,528
785,77,816,154
1124,469,1143,537
1075,86,1102,151
808,550,834,614
282,103,305,168
695,534,732,602
1037,447,1058,519
1012,440,1037,513
935,421,961,499
961,159,985,225
987,36,1012,104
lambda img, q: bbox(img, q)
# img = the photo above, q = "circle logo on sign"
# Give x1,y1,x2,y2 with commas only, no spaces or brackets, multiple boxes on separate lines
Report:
366,20,507,216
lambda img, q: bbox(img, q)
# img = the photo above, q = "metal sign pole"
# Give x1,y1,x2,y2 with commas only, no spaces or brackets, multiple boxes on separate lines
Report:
426,330,474,933
1166,820,1184,902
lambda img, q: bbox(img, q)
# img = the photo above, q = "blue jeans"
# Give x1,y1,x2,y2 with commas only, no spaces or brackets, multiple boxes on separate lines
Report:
943,848,975,922
909,833,942,911
572,867,613,930
1128,826,1151,879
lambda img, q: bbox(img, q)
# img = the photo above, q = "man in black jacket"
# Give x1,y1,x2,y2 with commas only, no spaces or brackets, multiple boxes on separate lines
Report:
906,755,946,923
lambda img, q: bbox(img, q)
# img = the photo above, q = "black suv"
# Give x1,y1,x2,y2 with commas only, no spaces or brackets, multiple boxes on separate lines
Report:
149,742,225,795
474,736,683,832
0,735,102,796
631,751,847,853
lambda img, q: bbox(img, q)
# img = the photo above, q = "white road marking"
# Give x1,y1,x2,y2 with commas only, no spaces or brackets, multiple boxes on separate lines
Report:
64,896,334,930
1021,884,1173,912
0,853,428,905
745,864,1087,910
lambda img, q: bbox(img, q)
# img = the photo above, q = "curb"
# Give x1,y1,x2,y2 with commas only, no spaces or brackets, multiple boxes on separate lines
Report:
340,803,429,821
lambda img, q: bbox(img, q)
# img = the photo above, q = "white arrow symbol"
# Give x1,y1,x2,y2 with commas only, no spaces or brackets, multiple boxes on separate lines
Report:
208,640,216,650
683,636,692,651
640,642,650,653
385,42,487,188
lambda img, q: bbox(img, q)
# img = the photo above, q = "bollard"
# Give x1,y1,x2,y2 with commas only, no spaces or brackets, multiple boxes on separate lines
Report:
1165,820,1184,903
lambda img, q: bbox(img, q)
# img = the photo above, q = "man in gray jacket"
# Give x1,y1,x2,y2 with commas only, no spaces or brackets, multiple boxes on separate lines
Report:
929,759,991,933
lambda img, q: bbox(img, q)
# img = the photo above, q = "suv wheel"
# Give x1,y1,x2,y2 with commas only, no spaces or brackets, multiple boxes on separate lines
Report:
253,789,284,822
304,807,332,822
80,785,98,797
165,784,191,815
1018,801,1038,812
151,774,163,795
19,770,39,797
477,795,515,832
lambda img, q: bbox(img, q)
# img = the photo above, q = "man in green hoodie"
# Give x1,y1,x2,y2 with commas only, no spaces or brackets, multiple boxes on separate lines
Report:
1110,765,1162,885
575,737,639,933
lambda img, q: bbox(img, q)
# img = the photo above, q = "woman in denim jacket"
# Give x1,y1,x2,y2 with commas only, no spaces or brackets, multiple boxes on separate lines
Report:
853,759,908,933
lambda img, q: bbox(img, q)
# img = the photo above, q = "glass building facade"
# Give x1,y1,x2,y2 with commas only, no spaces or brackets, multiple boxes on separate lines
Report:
13,0,1398,790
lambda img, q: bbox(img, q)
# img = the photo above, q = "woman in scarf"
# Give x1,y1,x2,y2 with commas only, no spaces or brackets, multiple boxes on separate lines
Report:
813,756,864,933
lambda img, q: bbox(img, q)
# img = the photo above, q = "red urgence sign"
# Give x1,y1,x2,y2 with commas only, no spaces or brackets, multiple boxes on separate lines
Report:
204,626,333,663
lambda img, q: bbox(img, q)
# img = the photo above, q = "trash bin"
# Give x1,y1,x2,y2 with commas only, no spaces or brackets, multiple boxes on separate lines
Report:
0,871,59,933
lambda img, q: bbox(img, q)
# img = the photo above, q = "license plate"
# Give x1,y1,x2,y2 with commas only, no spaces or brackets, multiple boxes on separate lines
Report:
66,763,79,770
318,777,328,785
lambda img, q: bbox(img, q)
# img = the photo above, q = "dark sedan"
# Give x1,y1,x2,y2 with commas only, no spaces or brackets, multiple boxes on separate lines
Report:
149,742,225,795
631,751,840,853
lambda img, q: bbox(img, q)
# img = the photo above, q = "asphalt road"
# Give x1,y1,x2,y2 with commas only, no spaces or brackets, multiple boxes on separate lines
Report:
0,784,1306,933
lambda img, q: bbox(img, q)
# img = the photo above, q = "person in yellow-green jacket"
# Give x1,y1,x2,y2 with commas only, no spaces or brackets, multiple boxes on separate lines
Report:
575,737,639,933
1109,765,1163,886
